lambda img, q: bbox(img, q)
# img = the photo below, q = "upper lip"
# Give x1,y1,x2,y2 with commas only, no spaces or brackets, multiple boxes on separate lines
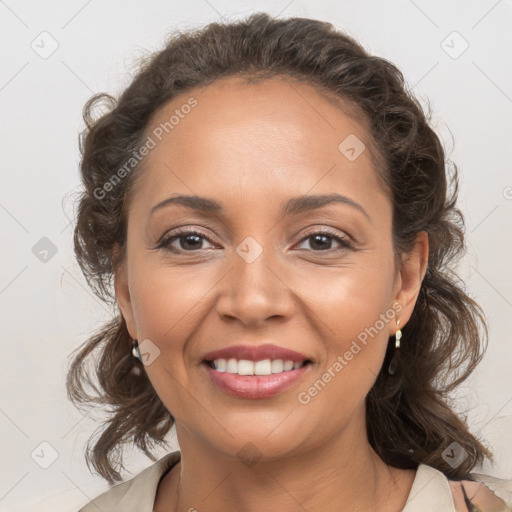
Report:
203,344,312,363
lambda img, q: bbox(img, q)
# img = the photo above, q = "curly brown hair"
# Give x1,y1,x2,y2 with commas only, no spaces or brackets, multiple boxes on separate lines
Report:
66,12,493,485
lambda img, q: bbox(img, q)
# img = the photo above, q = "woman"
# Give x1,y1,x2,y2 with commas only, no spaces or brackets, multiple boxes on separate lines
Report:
68,13,512,511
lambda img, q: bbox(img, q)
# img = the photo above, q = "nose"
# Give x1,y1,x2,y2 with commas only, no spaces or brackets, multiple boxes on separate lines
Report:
215,238,296,328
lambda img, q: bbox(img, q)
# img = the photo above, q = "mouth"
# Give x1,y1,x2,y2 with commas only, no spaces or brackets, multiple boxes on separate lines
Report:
203,358,313,375
201,356,313,399
200,343,314,399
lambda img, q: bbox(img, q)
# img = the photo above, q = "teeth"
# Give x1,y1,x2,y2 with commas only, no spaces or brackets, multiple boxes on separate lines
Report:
271,359,284,373
283,360,294,371
254,359,272,375
211,358,307,375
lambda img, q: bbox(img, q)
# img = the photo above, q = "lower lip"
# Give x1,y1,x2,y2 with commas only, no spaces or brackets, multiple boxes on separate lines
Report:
202,362,311,399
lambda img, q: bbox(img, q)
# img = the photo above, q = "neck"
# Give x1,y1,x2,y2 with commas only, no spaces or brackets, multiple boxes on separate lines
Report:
155,416,414,512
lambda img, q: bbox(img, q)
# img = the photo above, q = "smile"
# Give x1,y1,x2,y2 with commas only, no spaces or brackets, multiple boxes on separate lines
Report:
202,359,312,399
207,358,310,375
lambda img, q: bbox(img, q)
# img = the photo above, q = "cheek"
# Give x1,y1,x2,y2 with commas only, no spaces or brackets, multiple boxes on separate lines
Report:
127,261,218,415
301,255,396,388
130,262,215,346
307,246,396,336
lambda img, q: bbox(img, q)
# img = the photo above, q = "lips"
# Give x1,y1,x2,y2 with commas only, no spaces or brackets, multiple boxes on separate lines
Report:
203,362,311,399
202,344,312,364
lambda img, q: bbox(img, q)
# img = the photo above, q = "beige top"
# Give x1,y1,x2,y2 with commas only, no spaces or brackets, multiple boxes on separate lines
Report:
78,450,512,511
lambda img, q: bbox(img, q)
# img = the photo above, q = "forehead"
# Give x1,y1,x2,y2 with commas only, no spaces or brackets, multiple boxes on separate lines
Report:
129,75,387,219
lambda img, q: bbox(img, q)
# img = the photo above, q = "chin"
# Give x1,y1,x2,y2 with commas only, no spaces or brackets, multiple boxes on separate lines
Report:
208,430,306,465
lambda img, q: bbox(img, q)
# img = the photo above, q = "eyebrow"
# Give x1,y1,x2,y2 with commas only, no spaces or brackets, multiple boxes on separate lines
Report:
150,193,370,221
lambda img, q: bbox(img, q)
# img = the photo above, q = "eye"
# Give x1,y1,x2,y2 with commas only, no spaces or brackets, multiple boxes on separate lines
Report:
296,230,352,252
158,229,217,252
157,228,353,254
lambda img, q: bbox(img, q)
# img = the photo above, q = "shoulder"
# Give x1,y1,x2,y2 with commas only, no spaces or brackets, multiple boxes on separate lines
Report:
77,450,181,512
448,472,512,512
403,464,512,512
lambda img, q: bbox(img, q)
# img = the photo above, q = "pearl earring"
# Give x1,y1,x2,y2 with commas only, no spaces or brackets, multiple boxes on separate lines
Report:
388,319,402,376
132,339,142,362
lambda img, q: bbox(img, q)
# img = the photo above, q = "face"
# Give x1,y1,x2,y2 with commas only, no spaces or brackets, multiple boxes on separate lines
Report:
115,76,426,461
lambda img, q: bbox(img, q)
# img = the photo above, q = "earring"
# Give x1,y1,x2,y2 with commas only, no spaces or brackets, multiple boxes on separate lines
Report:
388,320,402,376
132,339,143,362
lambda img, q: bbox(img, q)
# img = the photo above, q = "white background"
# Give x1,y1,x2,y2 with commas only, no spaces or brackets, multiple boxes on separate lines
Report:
0,0,511,510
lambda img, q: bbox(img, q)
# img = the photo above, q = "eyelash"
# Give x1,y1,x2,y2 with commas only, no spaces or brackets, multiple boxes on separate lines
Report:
157,228,353,254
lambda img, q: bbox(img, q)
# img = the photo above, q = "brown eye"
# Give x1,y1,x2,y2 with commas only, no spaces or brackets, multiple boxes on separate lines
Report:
159,230,215,252
296,230,352,251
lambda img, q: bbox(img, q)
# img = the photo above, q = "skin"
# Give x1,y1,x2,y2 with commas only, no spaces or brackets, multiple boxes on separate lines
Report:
114,75,429,512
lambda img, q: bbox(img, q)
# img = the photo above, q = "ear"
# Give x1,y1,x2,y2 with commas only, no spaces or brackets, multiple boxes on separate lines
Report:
112,243,138,341
391,231,429,331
